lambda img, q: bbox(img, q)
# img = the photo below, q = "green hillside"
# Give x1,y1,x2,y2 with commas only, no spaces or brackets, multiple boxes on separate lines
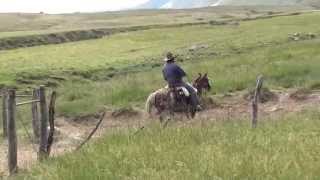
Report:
0,12,319,116
0,7,320,180
0,6,312,38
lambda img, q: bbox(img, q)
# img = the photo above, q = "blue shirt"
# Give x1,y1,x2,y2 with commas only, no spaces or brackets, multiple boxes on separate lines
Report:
162,62,186,86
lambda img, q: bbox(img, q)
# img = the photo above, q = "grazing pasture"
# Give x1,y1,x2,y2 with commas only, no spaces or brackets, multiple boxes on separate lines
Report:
0,8,320,179
0,6,311,38
1,12,319,116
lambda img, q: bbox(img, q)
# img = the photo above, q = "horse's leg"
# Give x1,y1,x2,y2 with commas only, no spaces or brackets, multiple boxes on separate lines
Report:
162,117,171,128
184,102,190,119
186,107,191,119
183,97,193,119
159,114,164,123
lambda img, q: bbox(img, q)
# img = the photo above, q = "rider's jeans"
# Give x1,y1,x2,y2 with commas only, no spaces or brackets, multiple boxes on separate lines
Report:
169,82,200,109
183,83,200,108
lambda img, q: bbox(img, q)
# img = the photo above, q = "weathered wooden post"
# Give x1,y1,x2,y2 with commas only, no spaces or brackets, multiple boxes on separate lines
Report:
38,85,49,161
7,89,17,175
252,75,264,128
31,89,40,140
2,91,8,138
47,91,57,155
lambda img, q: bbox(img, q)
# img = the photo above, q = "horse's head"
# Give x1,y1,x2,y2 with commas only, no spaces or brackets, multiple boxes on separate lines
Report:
193,73,212,95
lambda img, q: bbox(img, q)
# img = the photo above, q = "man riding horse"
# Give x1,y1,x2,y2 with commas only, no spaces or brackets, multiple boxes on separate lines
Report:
162,52,202,111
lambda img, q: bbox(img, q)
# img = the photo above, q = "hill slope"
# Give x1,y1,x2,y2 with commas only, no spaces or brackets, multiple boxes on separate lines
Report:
139,0,218,9
1,10,320,179
218,0,320,7
139,0,320,8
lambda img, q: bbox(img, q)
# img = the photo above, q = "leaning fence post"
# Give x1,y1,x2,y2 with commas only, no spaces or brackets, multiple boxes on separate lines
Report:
252,75,264,128
7,89,17,175
2,91,8,138
31,89,40,140
47,91,57,155
38,85,49,161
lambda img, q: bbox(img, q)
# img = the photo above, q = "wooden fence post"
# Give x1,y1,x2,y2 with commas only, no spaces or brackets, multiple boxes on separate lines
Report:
2,91,8,138
7,89,17,175
38,86,48,161
252,75,264,128
31,89,40,140
47,91,57,155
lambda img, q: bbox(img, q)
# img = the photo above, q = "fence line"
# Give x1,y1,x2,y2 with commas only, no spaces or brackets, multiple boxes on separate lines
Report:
47,91,57,155
0,95,32,98
32,89,40,140
2,92,8,138
7,89,17,175
38,85,49,161
16,100,40,107
252,75,264,128
1,86,56,175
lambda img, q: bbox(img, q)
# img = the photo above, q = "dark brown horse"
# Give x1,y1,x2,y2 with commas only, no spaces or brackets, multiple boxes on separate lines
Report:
146,73,211,120
193,73,211,96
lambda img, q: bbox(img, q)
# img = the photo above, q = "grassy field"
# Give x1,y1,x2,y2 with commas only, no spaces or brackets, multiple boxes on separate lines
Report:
15,110,320,179
0,6,313,38
1,11,319,116
0,8,320,179
0,8,243,38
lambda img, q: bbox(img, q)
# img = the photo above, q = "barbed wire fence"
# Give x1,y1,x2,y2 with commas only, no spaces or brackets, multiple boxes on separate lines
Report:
1,86,56,175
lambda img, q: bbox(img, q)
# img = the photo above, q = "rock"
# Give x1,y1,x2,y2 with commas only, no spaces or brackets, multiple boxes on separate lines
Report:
288,32,317,41
209,20,228,26
188,44,209,52
307,33,316,38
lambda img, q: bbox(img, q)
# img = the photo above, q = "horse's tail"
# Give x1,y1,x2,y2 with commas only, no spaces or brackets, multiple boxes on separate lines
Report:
145,92,156,115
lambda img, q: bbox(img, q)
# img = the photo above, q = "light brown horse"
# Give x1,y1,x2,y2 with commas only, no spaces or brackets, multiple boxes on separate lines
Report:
145,73,211,120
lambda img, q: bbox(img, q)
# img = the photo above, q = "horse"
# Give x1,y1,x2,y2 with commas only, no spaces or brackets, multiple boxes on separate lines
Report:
193,73,211,96
145,73,212,121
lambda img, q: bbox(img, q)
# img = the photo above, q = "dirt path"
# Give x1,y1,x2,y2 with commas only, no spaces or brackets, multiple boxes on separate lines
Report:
1,89,319,176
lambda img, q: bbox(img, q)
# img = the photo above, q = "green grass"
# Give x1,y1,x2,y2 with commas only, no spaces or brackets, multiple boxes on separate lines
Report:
0,8,237,38
58,40,320,116
1,9,320,179
16,111,320,179
0,6,309,38
1,12,320,116
1,11,319,83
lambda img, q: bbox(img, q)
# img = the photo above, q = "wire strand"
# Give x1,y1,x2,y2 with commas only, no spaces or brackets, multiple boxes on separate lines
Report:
16,108,38,152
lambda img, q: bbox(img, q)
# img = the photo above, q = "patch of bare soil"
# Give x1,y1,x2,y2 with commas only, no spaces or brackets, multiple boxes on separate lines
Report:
1,89,319,176
200,96,221,109
244,87,278,103
111,107,141,119
289,88,312,101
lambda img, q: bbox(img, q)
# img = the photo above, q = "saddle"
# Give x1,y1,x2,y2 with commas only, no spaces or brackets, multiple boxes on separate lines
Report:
153,86,189,112
153,85,197,117
172,86,190,97
165,83,196,97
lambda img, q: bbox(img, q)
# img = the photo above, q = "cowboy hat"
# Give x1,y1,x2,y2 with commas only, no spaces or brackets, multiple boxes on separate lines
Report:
164,52,175,62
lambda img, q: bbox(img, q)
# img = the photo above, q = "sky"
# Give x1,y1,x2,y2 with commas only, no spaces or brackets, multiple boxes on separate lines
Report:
0,0,149,13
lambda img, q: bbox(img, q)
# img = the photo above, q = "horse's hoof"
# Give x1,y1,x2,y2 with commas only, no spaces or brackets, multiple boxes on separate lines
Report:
191,111,196,118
